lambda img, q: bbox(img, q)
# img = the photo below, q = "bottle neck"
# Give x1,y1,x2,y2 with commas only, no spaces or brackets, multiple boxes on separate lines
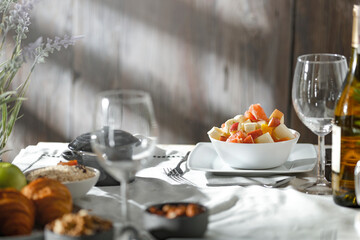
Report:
350,5,360,74
349,47,358,74
352,5,359,48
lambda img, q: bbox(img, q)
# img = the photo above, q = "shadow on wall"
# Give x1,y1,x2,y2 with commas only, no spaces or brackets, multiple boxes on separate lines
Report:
9,0,287,160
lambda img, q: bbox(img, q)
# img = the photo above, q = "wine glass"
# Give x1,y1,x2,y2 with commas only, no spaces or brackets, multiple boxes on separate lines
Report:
91,90,158,238
292,53,347,195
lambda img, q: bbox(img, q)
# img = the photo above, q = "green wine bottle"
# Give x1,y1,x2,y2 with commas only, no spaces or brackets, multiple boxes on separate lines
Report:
332,4,360,207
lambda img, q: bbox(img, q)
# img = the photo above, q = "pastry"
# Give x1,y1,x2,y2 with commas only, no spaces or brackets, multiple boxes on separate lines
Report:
21,177,73,226
47,209,113,236
0,188,35,236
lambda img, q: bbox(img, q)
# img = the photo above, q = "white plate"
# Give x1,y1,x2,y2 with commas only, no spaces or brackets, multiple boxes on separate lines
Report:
187,142,317,176
0,231,43,240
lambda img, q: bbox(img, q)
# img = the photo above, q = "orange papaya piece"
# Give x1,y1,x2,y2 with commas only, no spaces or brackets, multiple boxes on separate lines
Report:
268,117,281,128
247,129,263,139
219,135,228,141
243,135,254,143
245,111,257,122
248,104,268,121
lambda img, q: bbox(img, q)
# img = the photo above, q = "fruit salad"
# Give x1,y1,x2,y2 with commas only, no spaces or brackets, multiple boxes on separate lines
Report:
208,104,296,144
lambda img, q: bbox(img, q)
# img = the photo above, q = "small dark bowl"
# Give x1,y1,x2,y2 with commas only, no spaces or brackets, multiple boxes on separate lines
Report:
143,202,208,240
64,129,140,186
44,227,114,240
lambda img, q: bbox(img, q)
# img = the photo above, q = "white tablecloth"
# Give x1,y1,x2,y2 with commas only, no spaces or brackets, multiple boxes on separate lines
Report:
12,142,360,240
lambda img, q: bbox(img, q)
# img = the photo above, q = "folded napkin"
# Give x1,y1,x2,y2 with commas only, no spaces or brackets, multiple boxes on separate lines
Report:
206,173,294,187
138,146,296,189
12,142,69,172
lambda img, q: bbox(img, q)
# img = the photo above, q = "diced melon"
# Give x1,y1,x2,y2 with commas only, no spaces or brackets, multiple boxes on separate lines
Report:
269,109,284,123
273,123,295,140
243,122,257,133
261,123,273,135
269,109,284,120
208,127,226,140
234,114,247,123
280,115,284,124
254,132,274,143
256,120,267,129
223,119,238,134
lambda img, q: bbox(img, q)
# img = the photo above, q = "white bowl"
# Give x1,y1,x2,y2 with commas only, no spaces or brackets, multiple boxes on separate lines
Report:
208,130,300,169
63,167,100,199
25,166,100,199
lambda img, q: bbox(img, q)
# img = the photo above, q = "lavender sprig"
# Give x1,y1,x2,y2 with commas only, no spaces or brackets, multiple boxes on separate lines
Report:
9,1,32,40
0,0,80,153
0,0,35,45
23,35,82,64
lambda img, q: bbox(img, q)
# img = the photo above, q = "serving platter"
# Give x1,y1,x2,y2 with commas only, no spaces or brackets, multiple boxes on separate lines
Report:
187,142,317,176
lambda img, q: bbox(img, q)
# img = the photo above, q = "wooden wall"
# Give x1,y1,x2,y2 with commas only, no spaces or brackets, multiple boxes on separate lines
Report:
2,0,357,161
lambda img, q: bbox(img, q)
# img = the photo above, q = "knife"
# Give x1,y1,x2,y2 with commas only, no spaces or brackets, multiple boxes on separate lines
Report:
206,176,294,188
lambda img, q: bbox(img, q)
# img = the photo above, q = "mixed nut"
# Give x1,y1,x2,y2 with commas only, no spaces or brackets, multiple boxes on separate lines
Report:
147,203,204,219
47,210,113,236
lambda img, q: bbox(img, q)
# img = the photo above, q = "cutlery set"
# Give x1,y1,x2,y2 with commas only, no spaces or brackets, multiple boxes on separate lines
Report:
21,149,62,173
164,151,294,188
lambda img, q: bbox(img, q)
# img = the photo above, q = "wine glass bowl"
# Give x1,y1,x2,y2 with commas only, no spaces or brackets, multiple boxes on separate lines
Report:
292,53,347,195
91,90,158,237
91,128,143,181
91,90,158,179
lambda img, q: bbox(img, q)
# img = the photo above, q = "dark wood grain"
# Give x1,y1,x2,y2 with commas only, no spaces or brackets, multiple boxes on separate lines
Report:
290,0,354,145
70,0,293,144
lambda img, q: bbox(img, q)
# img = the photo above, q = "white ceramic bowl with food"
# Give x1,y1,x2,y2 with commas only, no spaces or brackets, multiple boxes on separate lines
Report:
208,130,300,169
62,167,100,199
25,166,100,199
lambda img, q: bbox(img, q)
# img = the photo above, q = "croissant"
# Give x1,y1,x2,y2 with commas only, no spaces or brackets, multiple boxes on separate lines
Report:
0,188,35,236
21,178,73,226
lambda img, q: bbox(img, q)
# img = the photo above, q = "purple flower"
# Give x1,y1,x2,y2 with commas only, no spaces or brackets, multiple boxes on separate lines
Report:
23,35,83,63
0,0,81,152
8,0,37,38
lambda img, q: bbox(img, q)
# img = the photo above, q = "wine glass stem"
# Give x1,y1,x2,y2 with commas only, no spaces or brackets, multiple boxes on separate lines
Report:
317,135,326,182
120,179,129,223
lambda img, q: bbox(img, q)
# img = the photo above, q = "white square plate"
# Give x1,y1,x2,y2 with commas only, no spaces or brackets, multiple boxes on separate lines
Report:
187,143,317,176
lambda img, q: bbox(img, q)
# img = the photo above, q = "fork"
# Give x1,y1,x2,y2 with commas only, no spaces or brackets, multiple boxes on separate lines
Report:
163,151,195,186
165,151,190,176
22,149,62,172
163,167,196,186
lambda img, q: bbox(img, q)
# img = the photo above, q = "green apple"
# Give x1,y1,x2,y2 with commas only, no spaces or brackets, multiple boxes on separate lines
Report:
0,162,27,190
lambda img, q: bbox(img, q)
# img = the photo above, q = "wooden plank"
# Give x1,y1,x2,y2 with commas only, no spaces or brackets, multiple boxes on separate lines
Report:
291,0,354,144
4,0,293,160
3,0,74,161
72,0,293,144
